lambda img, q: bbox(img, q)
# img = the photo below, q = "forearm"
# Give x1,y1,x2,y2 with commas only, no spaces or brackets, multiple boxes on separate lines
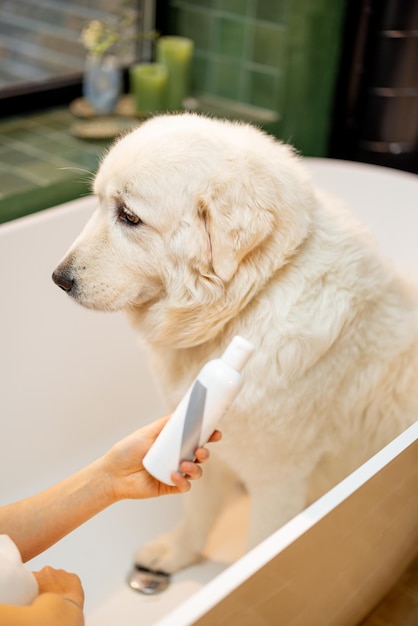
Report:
0,457,115,562
0,419,216,562
0,595,84,626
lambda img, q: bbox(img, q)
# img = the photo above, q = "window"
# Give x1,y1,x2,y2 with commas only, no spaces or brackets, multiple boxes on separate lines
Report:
0,0,155,116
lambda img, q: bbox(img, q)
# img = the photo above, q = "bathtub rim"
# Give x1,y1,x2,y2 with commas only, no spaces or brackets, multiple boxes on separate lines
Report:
158,420,418,626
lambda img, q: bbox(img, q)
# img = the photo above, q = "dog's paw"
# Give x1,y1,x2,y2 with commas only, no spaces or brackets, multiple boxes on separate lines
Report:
134,531,202,574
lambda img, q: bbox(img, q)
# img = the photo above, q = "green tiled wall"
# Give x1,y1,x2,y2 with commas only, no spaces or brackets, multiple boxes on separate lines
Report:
167,0,347,156
170,0,287,111
0,109,109,223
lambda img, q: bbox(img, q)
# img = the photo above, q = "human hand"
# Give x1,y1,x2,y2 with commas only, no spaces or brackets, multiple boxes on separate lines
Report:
33,566,84,610
102,415,222,501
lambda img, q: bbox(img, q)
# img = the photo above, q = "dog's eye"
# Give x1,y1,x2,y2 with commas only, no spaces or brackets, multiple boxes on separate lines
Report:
117,205,142,226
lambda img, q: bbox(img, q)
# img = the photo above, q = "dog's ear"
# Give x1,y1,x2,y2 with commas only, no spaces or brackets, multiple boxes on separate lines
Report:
197,186,275,282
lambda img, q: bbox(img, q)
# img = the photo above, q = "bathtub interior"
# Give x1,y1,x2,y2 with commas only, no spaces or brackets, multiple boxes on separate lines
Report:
0,197,251,623
1,158,417,625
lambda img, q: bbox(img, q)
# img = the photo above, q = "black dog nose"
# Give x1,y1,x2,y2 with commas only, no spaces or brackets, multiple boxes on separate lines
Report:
52,270,74,293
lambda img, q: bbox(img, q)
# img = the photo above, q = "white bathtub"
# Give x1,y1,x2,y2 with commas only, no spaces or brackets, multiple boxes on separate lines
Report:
1,159,417,625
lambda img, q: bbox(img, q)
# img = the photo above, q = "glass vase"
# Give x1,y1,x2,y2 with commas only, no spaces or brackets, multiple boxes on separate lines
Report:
83,54,122,115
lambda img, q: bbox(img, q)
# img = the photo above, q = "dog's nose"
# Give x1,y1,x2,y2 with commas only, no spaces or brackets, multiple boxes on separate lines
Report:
52,269,74,293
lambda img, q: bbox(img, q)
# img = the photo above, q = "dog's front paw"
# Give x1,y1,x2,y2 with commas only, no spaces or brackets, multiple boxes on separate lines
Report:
134,531,202,574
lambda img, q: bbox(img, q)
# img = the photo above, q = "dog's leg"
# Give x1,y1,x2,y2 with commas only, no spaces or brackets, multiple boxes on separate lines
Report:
246,474,309,549
134,454,238,573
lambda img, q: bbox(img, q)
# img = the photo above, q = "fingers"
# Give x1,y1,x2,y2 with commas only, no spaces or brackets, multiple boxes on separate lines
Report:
194,429,222,462
179,429,222,474
171,457,203,492
135,414,172,443
33,566,85,608
169,430,222,492
170,471,192,492
194,447,209,463
179,460,203,479
208,429,222,443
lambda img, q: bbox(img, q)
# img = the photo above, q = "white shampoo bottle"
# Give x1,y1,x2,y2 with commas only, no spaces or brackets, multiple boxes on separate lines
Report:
143,335,255,485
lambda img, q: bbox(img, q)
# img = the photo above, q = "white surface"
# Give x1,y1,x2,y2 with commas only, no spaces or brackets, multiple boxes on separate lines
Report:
0,159,417,625
306,158,418,274
0,535,38,605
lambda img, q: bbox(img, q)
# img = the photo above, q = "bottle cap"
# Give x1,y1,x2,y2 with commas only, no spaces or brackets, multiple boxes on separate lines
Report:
221,335,255,372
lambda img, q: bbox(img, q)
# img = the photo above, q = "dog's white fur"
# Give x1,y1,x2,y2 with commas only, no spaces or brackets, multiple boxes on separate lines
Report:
53,113,418,573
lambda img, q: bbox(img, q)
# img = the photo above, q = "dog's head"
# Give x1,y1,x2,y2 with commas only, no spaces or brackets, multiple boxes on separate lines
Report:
52,113,314,347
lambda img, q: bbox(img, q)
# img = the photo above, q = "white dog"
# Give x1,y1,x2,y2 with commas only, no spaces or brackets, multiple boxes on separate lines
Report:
52,113,418,574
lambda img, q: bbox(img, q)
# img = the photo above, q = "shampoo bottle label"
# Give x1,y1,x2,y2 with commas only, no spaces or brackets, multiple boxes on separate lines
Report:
179,380,207,461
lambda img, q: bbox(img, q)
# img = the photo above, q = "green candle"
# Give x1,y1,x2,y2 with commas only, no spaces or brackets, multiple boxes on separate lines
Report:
129,63,168,115
156,37,194,111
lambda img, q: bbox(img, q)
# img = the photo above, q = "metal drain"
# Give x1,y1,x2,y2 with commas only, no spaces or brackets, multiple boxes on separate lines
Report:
127,565,171,595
